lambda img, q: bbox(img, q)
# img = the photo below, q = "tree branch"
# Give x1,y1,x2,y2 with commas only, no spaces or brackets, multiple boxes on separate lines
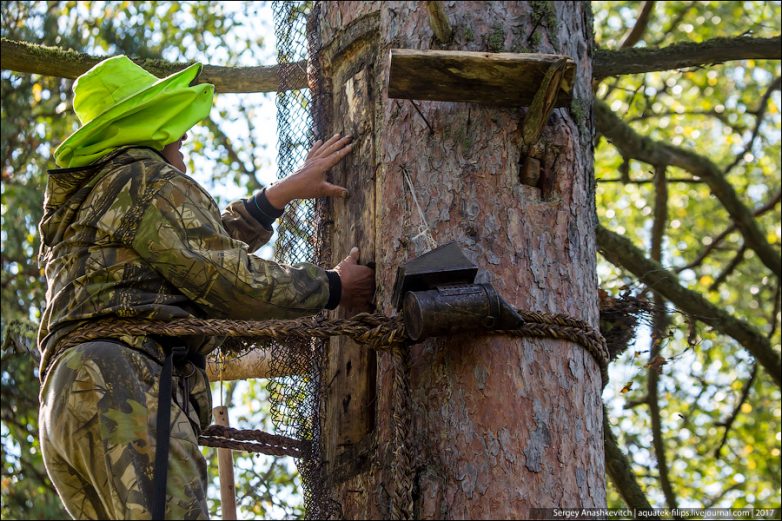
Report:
708,243,747,292
723,76,782,175
676,190,780,273
770,282,781,339
648,165,678,509
595,224,782,387
702,482,744,510
626,109,746,132
624,395,651,409
603,405,656,511
649,337,678,510
0,38,307,93
595,100,781,278
594,35,781,79
621,1,656,49
598,176,702,184
651,164,667,262
713,363,756,460
5,34,780,96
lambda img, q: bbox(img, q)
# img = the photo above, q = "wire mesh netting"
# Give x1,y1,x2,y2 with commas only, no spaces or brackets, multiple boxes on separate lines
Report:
268,2,337,518
273,1,316,269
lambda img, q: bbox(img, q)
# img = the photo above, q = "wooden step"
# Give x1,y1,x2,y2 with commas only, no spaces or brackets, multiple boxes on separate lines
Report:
388,49,575,106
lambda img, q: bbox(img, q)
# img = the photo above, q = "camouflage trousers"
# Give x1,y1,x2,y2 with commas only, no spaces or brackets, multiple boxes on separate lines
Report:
39,340,212,520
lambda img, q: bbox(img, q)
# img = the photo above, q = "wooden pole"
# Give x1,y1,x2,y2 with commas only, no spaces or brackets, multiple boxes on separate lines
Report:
213,406,238,520
206,349,299,382
425,1,453,44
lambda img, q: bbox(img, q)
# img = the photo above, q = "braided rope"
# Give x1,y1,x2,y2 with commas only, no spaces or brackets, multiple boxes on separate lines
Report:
199,425,309,458
57,313,406,354
54,309,607,478
388,345,413,520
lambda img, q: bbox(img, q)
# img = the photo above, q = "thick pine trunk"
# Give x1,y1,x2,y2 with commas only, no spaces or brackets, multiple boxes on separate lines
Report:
312,2,603,518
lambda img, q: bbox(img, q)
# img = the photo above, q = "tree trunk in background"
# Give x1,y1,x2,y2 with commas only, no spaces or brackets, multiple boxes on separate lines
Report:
312,2,603,518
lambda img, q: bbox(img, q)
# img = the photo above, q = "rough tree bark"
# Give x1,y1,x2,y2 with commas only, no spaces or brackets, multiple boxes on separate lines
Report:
312,2,603,519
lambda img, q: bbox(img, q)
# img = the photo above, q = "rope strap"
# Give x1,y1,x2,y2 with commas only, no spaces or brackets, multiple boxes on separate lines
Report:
59,313,407,353
57,310,607,379
55,310,608,463
199,425,309,458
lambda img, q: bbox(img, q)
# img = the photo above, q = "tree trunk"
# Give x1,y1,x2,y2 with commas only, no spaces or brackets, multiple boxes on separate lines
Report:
312,2,603,518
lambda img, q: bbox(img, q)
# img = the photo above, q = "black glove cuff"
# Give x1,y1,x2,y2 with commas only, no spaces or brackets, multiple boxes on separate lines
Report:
325,270,341,310
244,188,285,230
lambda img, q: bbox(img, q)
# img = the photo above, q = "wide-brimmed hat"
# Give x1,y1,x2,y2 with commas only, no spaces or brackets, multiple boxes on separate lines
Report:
54,55,214,168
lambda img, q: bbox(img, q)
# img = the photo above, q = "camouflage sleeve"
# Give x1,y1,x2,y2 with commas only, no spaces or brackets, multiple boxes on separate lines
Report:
131,174,330,320
220,200,273,252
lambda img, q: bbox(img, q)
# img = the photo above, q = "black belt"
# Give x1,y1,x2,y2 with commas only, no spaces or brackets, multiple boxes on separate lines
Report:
152,345,195,520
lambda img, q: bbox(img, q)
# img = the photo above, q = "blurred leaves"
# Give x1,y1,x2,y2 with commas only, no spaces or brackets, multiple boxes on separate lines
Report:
1,1,291,519
595,0,781,511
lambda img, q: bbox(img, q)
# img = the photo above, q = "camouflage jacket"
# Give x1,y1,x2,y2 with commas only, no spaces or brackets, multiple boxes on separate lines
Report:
38,146,332,378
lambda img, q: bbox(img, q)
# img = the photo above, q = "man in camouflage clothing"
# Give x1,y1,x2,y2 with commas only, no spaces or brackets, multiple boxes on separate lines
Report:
38,56,373,519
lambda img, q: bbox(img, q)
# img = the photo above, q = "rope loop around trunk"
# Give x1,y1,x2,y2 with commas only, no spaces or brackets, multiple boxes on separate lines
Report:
54,309,608,485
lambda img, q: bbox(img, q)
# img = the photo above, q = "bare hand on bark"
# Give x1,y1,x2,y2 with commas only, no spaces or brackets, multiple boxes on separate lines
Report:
334,247,375,312
266,133,353,208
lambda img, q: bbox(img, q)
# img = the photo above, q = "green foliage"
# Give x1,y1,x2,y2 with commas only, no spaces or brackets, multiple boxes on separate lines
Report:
529,0,558,46
464,26,475,43
1,1,295,519
487,24,505,52
594,0,781,510
1,324,65,519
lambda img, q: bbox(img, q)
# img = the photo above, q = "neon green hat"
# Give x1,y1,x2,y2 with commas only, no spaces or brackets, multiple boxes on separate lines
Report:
53,55,214,168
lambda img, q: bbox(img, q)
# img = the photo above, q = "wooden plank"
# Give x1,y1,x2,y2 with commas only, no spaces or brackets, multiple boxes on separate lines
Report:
387,48,575,106
324,63,378,480
213,406,237,520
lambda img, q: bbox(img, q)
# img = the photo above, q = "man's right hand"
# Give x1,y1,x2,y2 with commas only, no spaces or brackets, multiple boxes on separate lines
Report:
334,247,375,311
265,133,353,209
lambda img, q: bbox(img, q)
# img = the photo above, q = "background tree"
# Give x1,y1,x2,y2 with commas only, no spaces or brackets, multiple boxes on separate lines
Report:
0,2,301,519
593,1,780,510
1,1,780,519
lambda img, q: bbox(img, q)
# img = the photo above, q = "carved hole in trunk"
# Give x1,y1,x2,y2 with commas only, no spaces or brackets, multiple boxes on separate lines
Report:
520,147,561,202
520,156,541,187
